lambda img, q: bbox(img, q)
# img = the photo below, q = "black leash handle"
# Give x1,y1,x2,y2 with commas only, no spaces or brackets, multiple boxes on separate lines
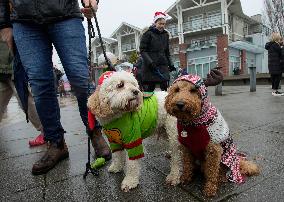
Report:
81,0,100,179
81,0,115,71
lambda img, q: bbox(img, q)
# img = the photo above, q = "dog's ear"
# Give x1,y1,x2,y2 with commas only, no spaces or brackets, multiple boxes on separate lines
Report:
164,84,175,114
87,87,113,118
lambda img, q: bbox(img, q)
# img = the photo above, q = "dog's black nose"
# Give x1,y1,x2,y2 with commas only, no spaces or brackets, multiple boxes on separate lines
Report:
133,90,139,96
176,101,185,110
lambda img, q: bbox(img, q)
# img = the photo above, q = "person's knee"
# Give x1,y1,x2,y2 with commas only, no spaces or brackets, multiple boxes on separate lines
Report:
29,79,56,98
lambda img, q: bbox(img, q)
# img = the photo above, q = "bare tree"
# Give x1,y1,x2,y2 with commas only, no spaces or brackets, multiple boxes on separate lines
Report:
264,0,284,36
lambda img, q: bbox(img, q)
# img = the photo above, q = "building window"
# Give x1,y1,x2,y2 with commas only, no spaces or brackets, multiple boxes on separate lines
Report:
229,56,240,75
187,55,217,78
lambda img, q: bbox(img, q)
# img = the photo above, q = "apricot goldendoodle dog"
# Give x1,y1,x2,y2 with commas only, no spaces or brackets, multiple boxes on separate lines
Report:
165,74,260,197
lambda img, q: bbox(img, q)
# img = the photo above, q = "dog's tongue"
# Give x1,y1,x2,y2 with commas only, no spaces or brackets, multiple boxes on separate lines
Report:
125,99,138,111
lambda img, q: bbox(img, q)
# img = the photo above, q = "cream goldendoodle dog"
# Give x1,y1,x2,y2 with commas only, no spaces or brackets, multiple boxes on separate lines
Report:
87,71,181,192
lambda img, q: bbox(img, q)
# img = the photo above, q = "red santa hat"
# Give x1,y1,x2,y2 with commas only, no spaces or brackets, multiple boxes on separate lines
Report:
88,71,114,131
98,71,114,86
153,11,167,23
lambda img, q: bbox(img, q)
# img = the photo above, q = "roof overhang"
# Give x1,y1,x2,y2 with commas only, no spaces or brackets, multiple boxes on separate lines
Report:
110,22,142,38
228,0,261,25
229,41,265,54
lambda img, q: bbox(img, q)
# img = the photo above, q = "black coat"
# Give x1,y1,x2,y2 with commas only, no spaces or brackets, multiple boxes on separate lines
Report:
265,41,282,74
139,26,174,82
281,47,284,73
0,0,82,29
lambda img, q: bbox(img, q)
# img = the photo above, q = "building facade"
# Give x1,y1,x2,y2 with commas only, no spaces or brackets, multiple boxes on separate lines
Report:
91,22,142,64
91,0,270,78
166,0,271,78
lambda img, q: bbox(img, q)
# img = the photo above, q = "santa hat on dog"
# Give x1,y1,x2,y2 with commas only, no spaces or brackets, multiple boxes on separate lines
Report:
88,71,114,131
98,71,114,86
153,11,168,23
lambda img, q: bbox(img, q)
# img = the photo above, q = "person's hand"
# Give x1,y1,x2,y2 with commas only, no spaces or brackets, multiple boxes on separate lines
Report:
81,0,98,19
149,62,157,71
168,65,176,72
203,68,224,87
0,28,13,50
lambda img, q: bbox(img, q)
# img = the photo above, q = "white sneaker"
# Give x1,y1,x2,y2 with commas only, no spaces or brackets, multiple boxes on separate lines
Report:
272,91,284,96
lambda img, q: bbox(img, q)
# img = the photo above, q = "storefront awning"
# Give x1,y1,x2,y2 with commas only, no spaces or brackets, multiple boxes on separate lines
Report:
229,41,265,54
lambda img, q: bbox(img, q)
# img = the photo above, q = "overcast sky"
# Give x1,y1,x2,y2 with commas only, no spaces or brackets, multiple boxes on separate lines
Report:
85,0,264,37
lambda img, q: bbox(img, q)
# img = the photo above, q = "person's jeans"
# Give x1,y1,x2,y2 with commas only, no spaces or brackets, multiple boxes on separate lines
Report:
13,18,90,144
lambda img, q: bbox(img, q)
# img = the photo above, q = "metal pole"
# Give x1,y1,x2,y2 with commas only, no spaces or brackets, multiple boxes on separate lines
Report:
249,66,256,92
215,83,223,96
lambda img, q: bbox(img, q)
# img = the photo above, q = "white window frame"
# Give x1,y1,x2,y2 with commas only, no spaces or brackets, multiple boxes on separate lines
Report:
187,55,217,78
229,55,240,76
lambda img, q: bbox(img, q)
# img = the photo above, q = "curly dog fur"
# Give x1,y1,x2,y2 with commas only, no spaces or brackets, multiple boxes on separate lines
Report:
88,71,181,192
165,79,260,197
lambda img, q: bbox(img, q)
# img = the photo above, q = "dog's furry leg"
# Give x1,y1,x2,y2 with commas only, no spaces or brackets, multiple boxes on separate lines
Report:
218,164,228,184
180,145,195,184
203,143,223,197
165,117,181,186
108,150,125,173
121,159,140,192
240,159,260,176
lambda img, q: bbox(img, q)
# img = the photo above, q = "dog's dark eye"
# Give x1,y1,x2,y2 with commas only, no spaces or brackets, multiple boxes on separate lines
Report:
190,87,198,93
174,87,179,93
117,81,124,88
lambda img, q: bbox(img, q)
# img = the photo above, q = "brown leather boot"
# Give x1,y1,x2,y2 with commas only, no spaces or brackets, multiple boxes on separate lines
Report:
32,140,69,175
91,128,112,161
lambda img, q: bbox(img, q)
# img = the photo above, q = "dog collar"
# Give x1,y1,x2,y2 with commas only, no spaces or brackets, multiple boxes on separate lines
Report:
177,120,191,137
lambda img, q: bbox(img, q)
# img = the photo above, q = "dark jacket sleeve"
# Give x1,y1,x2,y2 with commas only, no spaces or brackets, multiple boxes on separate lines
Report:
165,33,174,67
134,57,143,69
0,0,12,30
265,42,271,50
139,31,154,65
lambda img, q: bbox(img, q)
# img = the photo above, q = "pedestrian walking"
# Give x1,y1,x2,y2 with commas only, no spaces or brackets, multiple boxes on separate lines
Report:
0,0,111,175
0,40,45,146
139,12,176,92
265,32,284,96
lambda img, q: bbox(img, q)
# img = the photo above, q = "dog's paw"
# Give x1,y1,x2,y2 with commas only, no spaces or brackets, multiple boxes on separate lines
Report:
108,163,123,173
166,173,180,186
121,177,139,192
203,182,218,197
180,173,193,185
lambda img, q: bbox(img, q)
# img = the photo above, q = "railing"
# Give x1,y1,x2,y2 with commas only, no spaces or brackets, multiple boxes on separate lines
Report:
187,38,217,49
168,27,178,37
122,43,136,52
183,15,222,32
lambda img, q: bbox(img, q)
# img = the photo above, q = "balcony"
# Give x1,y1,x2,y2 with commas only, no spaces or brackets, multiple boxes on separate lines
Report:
168,27,178,37
122,43,136,52
187,39,217,52
183,14,222,33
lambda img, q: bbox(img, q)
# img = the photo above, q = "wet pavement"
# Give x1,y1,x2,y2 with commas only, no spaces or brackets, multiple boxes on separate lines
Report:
0,86,283,202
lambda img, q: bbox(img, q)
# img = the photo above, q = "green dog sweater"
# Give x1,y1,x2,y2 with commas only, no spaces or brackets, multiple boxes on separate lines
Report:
103,95,158,160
